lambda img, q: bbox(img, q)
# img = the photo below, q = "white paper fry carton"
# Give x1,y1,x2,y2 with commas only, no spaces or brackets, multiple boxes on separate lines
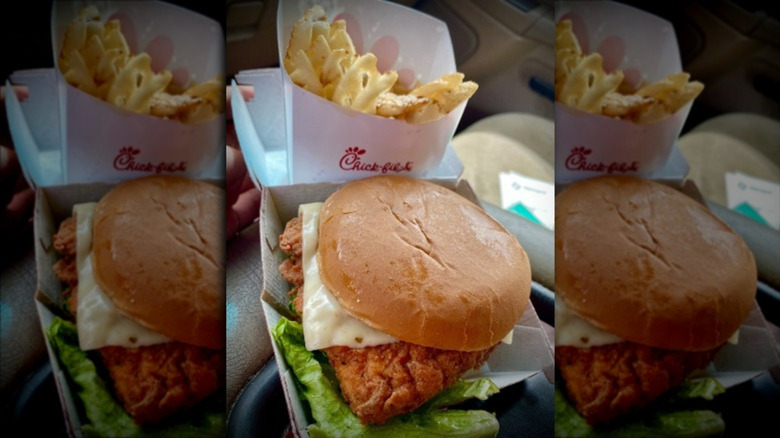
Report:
26,1,225,185
268,0,469,184
258,180,555,437
554,1,695,183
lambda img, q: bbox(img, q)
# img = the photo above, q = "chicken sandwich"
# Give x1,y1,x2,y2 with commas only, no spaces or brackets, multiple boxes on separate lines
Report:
271,175,532,435
47,175,225,436
554,175,756,434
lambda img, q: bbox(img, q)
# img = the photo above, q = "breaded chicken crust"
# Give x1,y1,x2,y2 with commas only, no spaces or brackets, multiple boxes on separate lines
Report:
100,343,225,425
326,342,494,425
280,215,495,425
53,216,77,255
556,342,720,425
53,217,79,315
279,216,304,286
53,216,78,287
280,256,304,287
279,216,303,258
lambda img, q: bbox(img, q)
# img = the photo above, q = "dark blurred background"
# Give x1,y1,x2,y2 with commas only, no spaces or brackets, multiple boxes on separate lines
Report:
1,1,225,82
616,0,779,132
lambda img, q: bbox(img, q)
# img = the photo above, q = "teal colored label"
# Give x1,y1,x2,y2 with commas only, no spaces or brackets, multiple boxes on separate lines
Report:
732,202,770,227
508,203,543,226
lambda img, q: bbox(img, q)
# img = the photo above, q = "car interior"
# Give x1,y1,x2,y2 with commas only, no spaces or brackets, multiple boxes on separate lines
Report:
1,0,777,435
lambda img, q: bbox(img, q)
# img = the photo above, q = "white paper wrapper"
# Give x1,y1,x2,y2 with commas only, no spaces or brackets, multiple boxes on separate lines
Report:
50,1,224,184
554,1,693,183
272,0,468,183
259,179,554,436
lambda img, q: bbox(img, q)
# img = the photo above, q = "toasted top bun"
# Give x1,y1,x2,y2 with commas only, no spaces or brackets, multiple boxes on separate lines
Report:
318,175,531,351
92,176,224,350
556,176,756,352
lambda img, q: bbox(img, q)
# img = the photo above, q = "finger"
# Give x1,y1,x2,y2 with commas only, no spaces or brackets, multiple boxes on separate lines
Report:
0,85,29,102
0,187,35,238
226,124,240,149
241,172,256,193
226,188,262,239
0,146,21,207
226,146,248,208
225,85,255,121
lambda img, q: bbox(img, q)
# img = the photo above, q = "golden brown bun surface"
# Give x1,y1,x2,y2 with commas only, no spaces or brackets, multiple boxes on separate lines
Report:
555,175,756,351
92,176,225,350
318,175,531,351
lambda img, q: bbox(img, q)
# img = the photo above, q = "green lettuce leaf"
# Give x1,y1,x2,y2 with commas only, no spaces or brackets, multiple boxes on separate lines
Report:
272,317,500,438
554,385,725,438
47,317,225,437
419,378,500,412
47,317,140,437
670,378,726,402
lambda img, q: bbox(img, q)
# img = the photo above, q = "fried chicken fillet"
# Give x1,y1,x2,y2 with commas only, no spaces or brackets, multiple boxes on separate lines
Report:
556,341,721,425
53,216,79,316
52,216,225,425
279,215,496,425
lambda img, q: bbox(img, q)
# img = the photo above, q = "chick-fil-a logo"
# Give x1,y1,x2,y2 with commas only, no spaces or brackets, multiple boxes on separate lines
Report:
113,146,187,174
339,147,414,174
565,146,638,174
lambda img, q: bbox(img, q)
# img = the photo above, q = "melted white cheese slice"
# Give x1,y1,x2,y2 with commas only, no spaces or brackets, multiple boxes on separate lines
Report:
556,298,739,347
75,202,171,351
555,299,623,347
502,330,513,344
300,202,397,350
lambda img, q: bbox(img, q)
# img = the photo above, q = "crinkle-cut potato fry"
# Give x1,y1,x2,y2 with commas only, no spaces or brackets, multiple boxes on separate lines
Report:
555,19,704,124
376,93,430,118
559,53,624,113
58,6,223,123
554,20,583,97
332,54,398,114
555,21,623,113
601,92,653,119
106,53,172,114
635,76,705,124
283,5,477,124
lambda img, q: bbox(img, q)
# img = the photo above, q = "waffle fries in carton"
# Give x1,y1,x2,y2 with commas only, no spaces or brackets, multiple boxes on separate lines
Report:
555,1,703,183
276,0,474,183
51,1,224,184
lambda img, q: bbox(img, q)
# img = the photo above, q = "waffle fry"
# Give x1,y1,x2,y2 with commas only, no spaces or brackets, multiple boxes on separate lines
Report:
555,19,703,123
332,54,398,113
58,6,223,123
558,53,624,113
284,6,477,124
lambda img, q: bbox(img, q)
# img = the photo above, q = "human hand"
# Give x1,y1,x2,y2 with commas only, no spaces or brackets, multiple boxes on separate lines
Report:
1,86,35,241
226,85,261,239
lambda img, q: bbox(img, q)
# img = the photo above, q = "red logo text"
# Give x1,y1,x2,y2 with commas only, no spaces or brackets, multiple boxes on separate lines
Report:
564,146,638,174
113,147,187,174
338,147,413,174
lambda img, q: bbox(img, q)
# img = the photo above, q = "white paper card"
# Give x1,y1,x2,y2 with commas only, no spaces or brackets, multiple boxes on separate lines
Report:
725,172,780,230
499,171,555,230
